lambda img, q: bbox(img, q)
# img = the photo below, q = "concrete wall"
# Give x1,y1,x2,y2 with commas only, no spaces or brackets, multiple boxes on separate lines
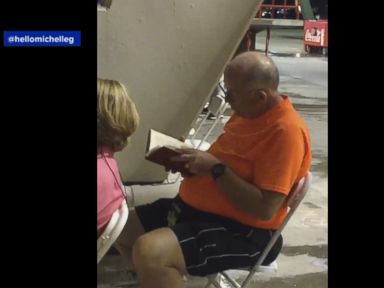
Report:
98,0,262,183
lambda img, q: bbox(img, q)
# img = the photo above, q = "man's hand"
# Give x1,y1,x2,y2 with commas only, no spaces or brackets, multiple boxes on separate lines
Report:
171,148,221,175
164,136,188,174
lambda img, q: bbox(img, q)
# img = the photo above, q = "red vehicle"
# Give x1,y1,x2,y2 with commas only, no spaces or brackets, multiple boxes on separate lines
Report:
304,20,328,55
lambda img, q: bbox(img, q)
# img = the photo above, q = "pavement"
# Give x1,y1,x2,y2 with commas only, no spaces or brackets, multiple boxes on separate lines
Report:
98,28,328,288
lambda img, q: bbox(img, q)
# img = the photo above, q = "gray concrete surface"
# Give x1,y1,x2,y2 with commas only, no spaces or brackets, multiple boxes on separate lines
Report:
255,28,305,55
97,28,328,288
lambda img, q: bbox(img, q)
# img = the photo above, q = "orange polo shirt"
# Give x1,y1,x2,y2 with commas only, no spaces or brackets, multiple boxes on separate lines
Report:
179,95,311,229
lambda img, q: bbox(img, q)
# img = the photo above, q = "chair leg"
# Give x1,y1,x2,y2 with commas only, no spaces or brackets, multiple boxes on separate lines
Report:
206,274,222,288
220,271,241,288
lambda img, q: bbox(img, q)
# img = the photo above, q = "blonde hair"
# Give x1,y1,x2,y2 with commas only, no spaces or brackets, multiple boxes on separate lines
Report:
97,78,139,151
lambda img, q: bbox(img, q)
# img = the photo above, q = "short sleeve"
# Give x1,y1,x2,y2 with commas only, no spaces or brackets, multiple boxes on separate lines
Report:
252,127,306,195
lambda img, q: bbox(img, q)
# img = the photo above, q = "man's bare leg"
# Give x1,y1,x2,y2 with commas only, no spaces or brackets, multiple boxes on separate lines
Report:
133,228,188,288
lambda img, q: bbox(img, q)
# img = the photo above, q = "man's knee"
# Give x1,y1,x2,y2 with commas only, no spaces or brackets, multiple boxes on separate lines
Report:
132,228,184,270
132,233,163,268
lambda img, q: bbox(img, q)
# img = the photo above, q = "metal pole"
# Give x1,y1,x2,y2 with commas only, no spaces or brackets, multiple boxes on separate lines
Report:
265,28,271,55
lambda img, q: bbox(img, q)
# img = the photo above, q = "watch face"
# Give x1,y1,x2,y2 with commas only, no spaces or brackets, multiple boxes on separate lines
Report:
212,163,225,179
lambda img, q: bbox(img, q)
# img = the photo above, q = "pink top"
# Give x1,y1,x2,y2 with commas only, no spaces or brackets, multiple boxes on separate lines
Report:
97,147,125,236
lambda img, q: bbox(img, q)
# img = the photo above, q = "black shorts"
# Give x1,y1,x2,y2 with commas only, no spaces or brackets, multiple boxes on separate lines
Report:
135,196,283,276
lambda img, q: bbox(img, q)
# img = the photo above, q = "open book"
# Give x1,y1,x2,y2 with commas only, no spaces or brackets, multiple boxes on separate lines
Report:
145,129,192,175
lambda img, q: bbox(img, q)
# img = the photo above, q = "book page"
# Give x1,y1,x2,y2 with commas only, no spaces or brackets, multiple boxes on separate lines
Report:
147,129,189,153
145,129,194,175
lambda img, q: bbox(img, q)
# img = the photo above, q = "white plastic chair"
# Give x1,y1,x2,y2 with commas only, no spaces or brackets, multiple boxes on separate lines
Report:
205,172,312,288
97,200,129,264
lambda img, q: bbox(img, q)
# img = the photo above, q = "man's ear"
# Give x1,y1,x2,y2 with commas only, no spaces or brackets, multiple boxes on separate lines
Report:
256,89,268,102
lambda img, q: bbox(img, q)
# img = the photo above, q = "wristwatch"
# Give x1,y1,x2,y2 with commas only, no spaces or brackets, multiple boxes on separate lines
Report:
211,163,226,180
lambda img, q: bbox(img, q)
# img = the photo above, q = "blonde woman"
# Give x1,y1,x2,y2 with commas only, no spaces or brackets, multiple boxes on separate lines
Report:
97,78,139,237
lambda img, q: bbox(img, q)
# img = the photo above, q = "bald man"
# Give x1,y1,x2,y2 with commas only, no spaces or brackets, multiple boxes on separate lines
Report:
114,52,312,288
